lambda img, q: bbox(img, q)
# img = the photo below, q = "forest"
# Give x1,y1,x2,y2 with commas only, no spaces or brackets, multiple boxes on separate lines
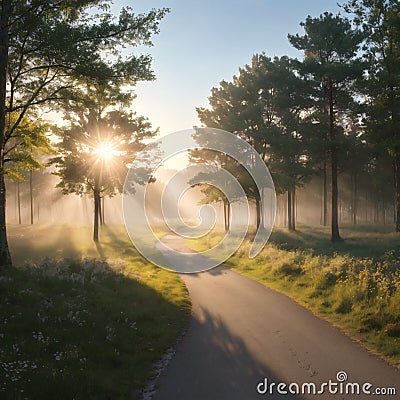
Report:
2,0,400,262
0,1,399,398
195,3,400,242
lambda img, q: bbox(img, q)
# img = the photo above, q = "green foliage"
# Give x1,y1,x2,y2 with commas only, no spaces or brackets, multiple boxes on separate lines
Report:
0,0,169,265
344,0,400,230
186,225,400,366
4,113,54,182
335,297,353,314
53,83,157,198
3,225,190,399
4,0,168,151
197,55,314,196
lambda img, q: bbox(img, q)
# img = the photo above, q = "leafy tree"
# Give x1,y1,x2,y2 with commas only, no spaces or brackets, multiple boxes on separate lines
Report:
289,12,364,241
53,82,157,242
344,0,400,231
0,0,168,265
4,112,53,225
197,55,313,230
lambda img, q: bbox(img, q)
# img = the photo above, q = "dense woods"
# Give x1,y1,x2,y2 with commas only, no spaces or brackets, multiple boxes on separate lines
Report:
0,0,167,265
0,0,399,266
197,0,400,241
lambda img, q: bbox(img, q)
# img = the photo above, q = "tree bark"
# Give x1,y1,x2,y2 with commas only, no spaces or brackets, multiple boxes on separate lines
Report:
287,189,295,231
0,0,12,266
227,201,231,231
292,186,296,231
255,194,261,229
323,161,328,226
328,80,342,242
17,181,21,224
101,196,105,225
93,188,100,242
99,194,103,226
30,170,34,225
223,202,229,232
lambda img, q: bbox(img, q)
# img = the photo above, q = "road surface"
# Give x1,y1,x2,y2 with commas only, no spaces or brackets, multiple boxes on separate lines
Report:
152,234,399,400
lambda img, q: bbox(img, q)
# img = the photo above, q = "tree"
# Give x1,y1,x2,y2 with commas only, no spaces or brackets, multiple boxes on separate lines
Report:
289,12,364,241
0,0,168,265
53,83,157,242
197,55,312,230
344,0,400,231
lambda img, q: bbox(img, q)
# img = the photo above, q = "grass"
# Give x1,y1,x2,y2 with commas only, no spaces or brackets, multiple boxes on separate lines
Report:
1,224,191,399
187,223,400,367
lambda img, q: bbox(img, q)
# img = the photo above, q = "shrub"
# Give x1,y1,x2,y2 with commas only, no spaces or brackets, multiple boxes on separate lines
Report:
335,297,353,314
314,272,337,291
360,315,384,332
385,323,400,338
276,262,303,276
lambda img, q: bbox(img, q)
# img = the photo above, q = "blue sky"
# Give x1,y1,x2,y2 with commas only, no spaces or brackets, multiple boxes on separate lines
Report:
113,0,342,135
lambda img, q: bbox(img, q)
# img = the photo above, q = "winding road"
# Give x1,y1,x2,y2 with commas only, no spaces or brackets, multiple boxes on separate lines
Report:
152,234,399,400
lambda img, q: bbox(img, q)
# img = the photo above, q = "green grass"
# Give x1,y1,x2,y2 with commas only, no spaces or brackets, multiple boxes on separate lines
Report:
1,224,191,399
187,223,400,368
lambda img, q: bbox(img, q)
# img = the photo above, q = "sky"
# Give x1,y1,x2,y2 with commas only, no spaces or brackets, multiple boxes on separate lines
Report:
112,0,342,136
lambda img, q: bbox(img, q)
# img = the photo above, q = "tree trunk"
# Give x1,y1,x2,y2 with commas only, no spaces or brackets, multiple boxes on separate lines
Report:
287,189,295,231
93,188,100,242
0,0,12,267
292,186,296,231
227,201,231,231
99,194,103,226
223,202,229,232
323,161,328,226
331,149,341,242
30,170,34,225
281,195,285,227
352,173,357,225
329,81,342,243
255,194,261,229
17,181,21,224
395,153,400,232
102,196,105,225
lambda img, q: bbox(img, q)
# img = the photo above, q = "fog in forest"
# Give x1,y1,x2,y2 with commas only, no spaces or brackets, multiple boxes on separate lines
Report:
7,166,394,230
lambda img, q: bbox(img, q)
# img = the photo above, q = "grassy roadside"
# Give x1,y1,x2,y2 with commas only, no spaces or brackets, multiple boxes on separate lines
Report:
187,224,400,368
1,224,190,399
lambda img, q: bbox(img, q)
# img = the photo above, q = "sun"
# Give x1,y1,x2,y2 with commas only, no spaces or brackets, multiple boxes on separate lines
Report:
93,141,119,162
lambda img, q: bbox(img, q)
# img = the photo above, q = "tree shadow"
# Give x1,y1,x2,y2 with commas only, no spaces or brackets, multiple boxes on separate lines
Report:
95,240,106,259
154,307,305,400
269,225,400,259
0,258,189,399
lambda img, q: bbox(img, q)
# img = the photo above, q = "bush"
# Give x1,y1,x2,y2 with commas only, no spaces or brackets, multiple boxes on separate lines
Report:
275,262,303,276
360,315,384,332
335,297,353,314
314,272,337,291
385,323,400,338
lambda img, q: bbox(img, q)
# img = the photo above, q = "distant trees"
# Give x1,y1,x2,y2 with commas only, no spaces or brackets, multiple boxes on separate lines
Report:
344,0,400,231
198,6,399,240
197,55,313,231
0,0,168,265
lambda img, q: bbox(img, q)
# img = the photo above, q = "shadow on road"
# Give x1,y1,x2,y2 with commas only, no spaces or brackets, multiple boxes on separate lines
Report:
154,307,302,400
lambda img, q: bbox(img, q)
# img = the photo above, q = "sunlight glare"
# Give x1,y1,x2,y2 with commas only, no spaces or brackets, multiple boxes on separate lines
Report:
93,141,118,161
